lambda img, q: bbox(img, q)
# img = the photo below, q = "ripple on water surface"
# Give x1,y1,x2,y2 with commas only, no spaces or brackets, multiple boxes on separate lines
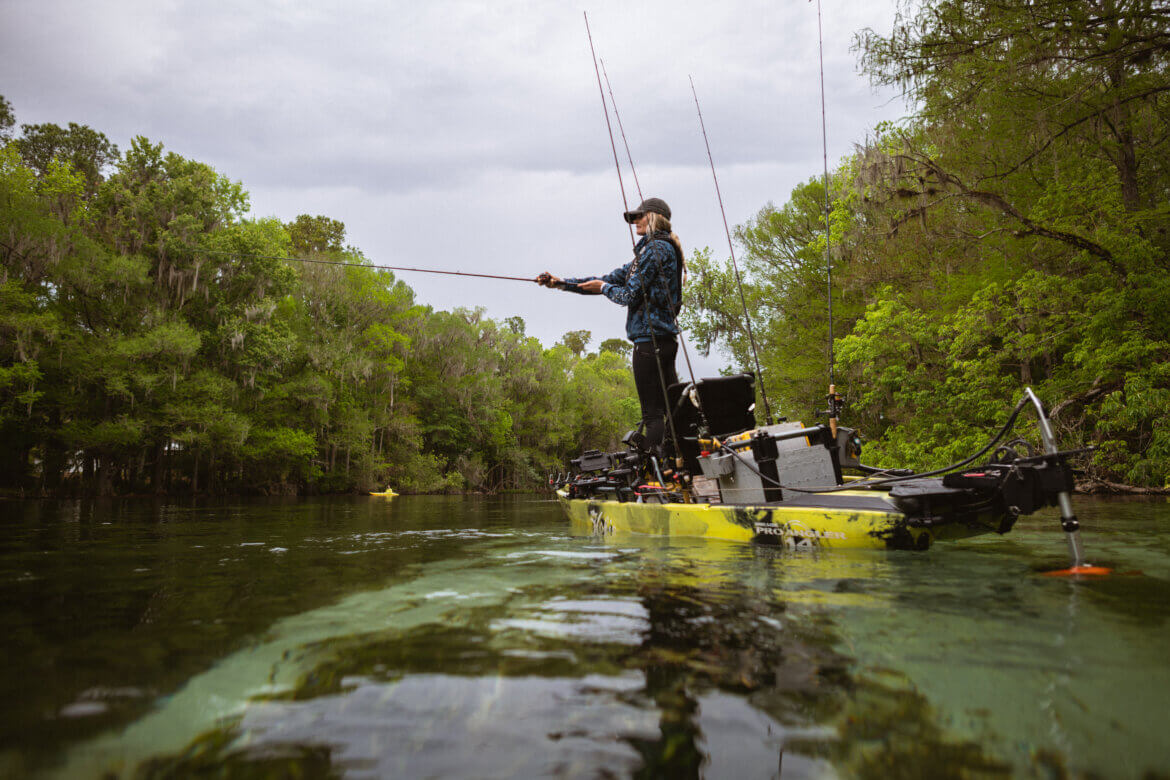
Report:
1,495,1167,779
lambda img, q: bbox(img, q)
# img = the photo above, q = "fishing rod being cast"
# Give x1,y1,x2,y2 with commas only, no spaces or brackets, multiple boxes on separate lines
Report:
190,250,544,283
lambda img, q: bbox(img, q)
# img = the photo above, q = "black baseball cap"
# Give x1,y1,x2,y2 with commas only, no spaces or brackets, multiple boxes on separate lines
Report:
623,197,671,223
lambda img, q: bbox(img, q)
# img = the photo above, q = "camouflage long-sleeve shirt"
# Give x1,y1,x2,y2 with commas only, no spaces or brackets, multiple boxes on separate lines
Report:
564,231,681,343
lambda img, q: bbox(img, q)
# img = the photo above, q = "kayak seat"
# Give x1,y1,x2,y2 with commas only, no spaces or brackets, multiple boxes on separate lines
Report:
667,373,757,472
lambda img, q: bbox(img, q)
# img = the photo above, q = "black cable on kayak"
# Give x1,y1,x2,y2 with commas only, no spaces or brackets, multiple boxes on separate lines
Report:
689,76,775,426
715,397,1030,494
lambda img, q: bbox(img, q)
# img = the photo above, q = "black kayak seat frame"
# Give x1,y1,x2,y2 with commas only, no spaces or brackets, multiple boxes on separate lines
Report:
666,373,757,471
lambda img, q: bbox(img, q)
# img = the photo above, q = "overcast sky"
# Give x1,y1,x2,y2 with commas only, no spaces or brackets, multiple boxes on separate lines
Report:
1,0,906,375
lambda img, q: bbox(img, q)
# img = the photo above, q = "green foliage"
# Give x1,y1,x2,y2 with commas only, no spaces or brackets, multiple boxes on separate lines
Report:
559,329,592,357
0,360,43,416
682,178,865,421
244,427,319,482
287,214,346,254
685,0,1170,488
0,95,14,141
400,311,632,492
599,337,628,354
0,124,635,496
14,121,118,198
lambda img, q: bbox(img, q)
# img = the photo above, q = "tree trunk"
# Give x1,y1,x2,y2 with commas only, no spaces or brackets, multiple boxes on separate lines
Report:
42,440,65,496
1107,42,1141,211
152,439,166,495
97,455,113,497
128,449,141,492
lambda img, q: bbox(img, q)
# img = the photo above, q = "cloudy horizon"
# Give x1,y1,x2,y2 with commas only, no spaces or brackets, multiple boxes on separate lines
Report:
2,0,907,375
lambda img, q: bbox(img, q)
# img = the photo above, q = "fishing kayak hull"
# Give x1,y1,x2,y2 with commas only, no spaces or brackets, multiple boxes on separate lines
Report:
556,489,1000,550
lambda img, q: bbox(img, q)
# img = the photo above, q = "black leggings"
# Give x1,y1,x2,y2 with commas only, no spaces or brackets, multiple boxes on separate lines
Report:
632,339,679,451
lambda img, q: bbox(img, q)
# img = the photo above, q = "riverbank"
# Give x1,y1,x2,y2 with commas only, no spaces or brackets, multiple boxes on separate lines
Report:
4,481,1168,502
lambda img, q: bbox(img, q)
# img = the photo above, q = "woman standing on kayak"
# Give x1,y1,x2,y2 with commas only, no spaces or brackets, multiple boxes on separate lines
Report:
537,197,684,454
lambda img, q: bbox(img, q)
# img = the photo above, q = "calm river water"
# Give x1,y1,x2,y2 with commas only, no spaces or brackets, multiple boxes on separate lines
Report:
1,495,1167,778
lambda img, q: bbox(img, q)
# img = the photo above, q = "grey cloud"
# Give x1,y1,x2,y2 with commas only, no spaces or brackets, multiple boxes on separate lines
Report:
2,0,904,359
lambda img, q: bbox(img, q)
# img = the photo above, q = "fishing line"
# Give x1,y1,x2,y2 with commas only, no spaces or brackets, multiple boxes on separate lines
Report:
188,248,538,283
587,21,722,472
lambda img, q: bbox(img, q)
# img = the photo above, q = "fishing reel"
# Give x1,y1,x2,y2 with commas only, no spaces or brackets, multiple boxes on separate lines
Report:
557,446,646,500
822,386,845,421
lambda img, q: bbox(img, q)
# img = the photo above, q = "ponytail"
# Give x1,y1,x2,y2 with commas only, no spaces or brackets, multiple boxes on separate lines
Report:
644,212,685,277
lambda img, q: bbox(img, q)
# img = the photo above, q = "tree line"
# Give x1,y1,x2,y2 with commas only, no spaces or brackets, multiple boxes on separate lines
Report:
0,96,638,496
6,0,1167,496
683,0,1170,490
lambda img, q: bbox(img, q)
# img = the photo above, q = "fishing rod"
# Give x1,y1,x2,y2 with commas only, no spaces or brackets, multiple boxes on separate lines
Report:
583,11,684,466
600,58,642,203
191,248,538,283
816,0,835,389
584,13,637,251
815,0,844,438
599,55,701,390
688,76,775,426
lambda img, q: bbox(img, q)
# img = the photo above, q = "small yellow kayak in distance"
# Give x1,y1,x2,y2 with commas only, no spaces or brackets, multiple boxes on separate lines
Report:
369,488,398,497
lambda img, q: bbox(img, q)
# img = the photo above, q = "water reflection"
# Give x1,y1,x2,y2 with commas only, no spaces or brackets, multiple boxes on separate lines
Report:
0,496,1166,778
78,539,991,777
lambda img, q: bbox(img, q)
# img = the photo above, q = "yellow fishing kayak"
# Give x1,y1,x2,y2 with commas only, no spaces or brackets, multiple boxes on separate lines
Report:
557,488,1000,551
554,379,1085,558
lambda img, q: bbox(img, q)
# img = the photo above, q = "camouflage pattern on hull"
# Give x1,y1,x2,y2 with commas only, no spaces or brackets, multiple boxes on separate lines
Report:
557,490,997,551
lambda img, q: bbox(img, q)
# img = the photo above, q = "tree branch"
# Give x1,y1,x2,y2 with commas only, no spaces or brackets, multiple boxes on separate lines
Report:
893,152,1119,268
